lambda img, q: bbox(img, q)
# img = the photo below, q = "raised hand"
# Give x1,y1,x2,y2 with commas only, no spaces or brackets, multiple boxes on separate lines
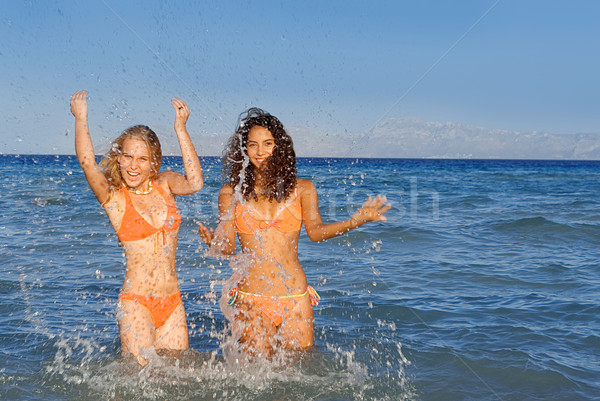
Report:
171,97,190,130
70,90,88,120
351,195,391,226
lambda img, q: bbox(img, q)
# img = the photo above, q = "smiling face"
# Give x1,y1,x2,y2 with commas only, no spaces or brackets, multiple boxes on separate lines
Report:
118,138,153,189
246,125,275,169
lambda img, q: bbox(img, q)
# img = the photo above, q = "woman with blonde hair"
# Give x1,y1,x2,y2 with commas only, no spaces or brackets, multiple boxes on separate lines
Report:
70,90,204,364
199,108,390,357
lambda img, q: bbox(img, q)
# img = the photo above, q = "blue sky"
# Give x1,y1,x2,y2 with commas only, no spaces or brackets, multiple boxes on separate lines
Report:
1,0,599,155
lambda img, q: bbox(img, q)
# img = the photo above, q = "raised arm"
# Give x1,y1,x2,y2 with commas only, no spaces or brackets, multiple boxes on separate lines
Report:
198,185,237,255
300,179,390,242
70,90,111,205
162,98,204,195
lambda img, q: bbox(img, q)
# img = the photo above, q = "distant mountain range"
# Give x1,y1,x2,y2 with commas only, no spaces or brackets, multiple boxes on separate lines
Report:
288,117,600,160
162,117,599,160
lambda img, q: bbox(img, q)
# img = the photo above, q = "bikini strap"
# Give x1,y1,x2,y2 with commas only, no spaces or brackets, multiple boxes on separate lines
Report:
152,181,174,206
228,285,320,306
228,286,239,305
307,285,320,306
120,183,134,204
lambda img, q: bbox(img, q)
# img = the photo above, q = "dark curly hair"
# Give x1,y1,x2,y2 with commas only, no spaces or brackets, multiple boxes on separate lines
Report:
223,108,296,202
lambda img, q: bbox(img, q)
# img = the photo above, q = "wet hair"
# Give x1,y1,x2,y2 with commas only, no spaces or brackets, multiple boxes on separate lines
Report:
224,108,296,202
100,125,162,187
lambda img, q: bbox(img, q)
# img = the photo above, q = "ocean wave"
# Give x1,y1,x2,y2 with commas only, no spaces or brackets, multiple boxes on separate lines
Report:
491,216,600,243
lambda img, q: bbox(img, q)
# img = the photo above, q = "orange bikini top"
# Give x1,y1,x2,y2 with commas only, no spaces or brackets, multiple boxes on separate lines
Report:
234,189,302,235
117,182,181,248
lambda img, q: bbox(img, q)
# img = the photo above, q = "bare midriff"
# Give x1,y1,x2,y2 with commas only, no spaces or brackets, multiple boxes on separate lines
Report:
120,231,180,296
237,230,307,296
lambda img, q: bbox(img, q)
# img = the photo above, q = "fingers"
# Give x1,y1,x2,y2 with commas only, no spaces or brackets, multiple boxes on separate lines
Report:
361,196,373,209
70,90,88,100
70,90,88,105
360,194,391,222
70,90,88,118
362,195,388,209
379,203,392,216
171,98,189,113
172,98,190,128
373,206,390,222
198,223,214,245
372,194,387,208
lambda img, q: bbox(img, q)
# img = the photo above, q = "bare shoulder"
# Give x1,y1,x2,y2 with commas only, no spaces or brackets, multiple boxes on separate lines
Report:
217,184,236,213
219,183,234,196
149,175,171,198
296,179,316,194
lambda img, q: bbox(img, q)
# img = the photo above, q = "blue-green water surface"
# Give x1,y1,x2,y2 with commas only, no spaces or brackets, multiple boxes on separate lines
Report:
1,155,599,400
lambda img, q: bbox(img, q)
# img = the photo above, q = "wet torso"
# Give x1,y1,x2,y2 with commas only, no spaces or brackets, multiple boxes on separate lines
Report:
234,190,307,296
102,180,181,296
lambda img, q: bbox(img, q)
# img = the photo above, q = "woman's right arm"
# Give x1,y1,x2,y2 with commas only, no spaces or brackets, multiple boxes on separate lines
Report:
198,185,237,255
70,90,111,205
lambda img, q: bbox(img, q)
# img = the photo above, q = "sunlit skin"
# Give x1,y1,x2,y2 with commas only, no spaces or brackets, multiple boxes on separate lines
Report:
245,126,275,169
199,124,391,357
118,139,153,191
70,90,204,365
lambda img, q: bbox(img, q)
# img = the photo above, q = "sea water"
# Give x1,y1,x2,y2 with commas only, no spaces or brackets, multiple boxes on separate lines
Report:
1,154,599,400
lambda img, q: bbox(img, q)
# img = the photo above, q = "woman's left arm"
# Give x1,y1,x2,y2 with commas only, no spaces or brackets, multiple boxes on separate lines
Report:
301,179,390,242
163,98,204,195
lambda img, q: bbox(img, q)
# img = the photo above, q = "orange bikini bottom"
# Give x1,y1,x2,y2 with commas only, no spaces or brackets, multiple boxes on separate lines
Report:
228,286,320,327
119,291,181,328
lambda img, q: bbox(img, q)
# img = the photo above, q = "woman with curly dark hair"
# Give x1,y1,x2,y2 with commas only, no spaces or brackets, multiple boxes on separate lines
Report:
199,108,390,356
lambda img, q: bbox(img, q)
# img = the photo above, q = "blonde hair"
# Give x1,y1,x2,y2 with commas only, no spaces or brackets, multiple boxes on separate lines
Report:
100,125,162,187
